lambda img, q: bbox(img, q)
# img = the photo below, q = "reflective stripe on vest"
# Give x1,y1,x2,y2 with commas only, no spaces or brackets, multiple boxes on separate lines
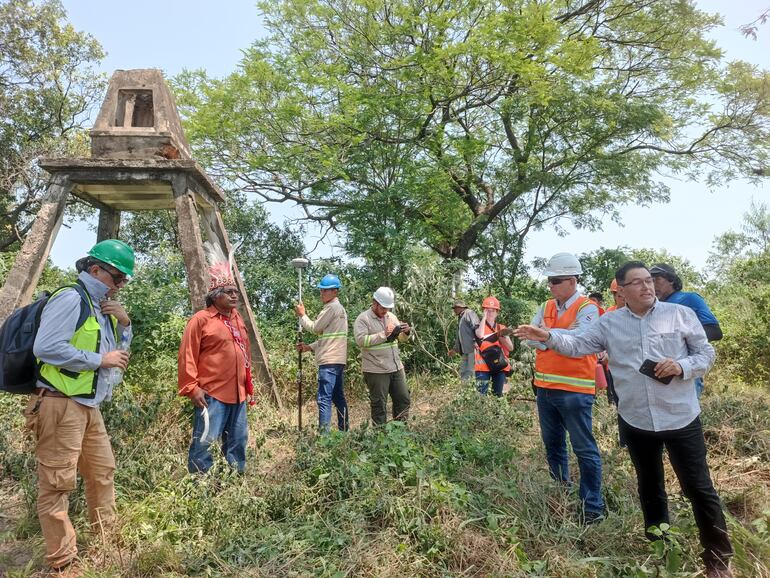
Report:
534,296,597,394
363,342,398,351
37,286,118,398
317,331,347,341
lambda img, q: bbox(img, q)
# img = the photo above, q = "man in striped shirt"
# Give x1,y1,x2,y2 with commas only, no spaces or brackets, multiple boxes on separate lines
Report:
515,261,733,578
296,274,349,432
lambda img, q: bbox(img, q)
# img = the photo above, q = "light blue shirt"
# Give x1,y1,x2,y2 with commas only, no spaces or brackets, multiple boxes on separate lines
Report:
545,300,715,432
526,291,599,351
33,271,132,407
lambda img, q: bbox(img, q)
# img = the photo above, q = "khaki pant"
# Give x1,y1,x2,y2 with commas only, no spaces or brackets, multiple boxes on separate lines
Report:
24,394,116,569
363,369,410,425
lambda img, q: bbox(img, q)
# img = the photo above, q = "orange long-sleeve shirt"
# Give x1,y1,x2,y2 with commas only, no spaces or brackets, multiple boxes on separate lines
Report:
178,306,251,404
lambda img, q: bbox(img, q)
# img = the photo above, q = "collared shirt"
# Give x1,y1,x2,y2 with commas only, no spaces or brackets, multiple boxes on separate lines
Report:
33,271,133,407
178,305,251,404
525,291,598,351
545,299,715,432
353,308,409,374
454,308,480,354
300,297,348,365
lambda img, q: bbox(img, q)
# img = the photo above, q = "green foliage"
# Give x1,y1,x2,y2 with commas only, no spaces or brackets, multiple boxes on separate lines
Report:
579,247,631,294
704,203,770,385
0,251,70,290
629,248,702,288
119,192,305,324
708,200,770,279
0,0,104,251
647,524,685,576
706,251,770,384
176,0,769,277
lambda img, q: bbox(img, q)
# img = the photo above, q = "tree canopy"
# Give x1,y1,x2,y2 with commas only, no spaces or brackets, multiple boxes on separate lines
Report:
177,0,770,277
0,0,104,251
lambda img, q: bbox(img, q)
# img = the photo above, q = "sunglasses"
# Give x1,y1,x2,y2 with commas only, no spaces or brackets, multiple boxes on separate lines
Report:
547,277,572,286
98,264,129,286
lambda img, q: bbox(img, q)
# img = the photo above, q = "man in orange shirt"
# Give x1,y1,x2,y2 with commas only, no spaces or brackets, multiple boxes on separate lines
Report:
178,263,253,474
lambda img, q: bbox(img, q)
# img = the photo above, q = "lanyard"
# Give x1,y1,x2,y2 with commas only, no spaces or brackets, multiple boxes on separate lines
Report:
218,314,254,398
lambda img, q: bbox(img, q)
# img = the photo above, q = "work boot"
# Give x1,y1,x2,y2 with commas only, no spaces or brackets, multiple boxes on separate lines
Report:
50,562,83,578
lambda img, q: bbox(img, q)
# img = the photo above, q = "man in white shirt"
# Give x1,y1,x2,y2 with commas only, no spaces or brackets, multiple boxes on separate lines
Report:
514,261,733,578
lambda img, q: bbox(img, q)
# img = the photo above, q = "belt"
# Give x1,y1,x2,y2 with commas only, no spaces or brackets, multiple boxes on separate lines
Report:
34,387,68,398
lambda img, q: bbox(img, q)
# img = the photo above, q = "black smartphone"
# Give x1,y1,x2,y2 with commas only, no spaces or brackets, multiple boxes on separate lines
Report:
639,359,674,385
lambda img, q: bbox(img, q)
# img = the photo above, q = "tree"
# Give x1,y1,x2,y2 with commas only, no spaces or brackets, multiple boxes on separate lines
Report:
740,7,770,41
578,247,630,294
704,203,770,383
176,0,770,279
0,0,104,251
707,200,770,279
628,248,701,288
118,192,305,323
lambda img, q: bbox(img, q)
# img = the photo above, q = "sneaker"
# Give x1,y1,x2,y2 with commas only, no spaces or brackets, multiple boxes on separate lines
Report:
584,510,606,525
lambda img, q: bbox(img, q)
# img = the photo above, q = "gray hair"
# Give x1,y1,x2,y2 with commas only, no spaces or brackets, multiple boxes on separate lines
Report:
205,287,227,307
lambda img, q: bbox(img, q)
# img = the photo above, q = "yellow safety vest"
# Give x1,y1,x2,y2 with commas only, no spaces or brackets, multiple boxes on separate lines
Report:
37,284,118,398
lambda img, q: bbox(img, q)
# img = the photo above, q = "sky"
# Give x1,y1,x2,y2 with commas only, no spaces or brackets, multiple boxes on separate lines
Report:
49,0,770,275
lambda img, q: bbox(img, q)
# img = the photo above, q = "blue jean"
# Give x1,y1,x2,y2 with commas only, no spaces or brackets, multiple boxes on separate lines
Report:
695,377,704,398
476,371,506,397
536,388,604,514
188,395,247,474
318,364,349,432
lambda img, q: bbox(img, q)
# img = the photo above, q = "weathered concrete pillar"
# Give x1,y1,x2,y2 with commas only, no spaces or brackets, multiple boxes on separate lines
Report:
200,207,283,409
171,176,208,311
0,175,71,326
96,207,121,241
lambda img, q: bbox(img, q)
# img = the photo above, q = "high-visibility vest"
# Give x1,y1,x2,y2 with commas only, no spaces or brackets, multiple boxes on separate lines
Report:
589,298,605,316
37,286,118,398
606,305,619,312
534,297,597,395
474,322,511,373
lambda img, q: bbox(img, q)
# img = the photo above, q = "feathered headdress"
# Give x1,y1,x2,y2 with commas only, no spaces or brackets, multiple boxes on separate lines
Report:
204,240,242,291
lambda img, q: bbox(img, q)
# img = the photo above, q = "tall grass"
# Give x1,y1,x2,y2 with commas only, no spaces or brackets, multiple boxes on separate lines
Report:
1,369,769,577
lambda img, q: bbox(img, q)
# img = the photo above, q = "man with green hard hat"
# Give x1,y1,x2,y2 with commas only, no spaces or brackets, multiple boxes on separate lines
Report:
24,239,135,572
295,273,349,432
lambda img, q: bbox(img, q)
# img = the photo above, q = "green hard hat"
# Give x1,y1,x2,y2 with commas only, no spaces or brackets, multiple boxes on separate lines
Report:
88,239,135,277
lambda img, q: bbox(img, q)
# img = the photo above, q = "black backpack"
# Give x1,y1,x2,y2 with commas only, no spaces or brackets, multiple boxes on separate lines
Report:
476,322,509,375
0,281,90,394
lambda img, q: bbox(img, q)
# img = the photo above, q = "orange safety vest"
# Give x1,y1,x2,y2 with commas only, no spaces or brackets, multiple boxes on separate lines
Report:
534,297,597,395
606,305,618,313
589,298,605,316
474,321,511,373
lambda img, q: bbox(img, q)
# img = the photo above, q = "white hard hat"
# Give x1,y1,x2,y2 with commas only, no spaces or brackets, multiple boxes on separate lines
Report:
542,252,582,277
373,286,395,308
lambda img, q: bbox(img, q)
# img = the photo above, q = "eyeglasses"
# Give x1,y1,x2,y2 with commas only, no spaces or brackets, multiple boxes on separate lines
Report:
98,264,129,286
221,289,240,297
620,277,655,288
547,277,572,286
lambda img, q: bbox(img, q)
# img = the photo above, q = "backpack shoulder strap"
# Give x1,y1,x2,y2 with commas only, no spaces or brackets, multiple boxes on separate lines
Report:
48,280,92,331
